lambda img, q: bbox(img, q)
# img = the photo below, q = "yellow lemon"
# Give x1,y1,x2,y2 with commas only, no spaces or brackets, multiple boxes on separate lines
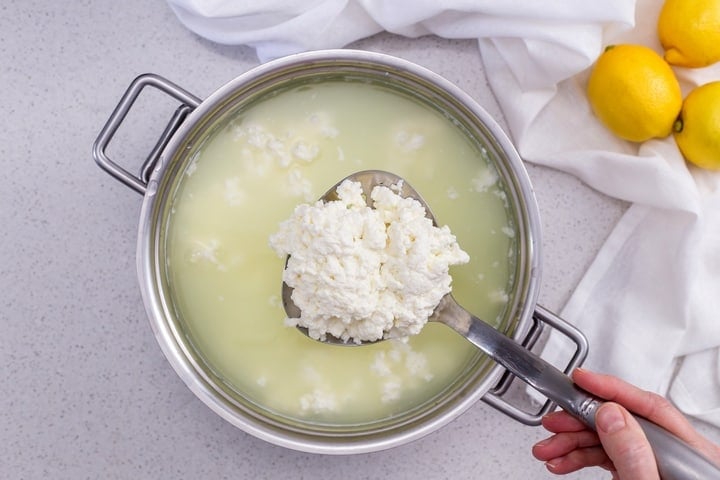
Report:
673,81,720,170
587,44,682,143
658,0,720,68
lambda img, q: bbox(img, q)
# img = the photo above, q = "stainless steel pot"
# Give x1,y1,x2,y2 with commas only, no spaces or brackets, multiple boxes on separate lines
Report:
93,50,588,454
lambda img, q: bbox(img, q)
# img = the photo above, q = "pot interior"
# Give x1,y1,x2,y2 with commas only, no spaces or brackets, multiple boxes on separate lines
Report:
141,51,539,452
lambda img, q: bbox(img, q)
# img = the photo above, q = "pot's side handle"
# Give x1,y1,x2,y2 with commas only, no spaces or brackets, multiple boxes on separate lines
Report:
92,73,202,194
481,305,588,425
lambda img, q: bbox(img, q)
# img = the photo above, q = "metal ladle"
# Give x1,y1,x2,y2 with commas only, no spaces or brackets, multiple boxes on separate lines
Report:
281,170,719,479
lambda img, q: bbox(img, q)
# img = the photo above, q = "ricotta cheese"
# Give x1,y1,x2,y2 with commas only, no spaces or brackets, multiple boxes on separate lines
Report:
269,179,469,344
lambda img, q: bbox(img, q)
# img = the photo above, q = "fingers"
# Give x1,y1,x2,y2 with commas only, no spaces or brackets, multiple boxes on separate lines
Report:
534,403,661,478
532,429,599,460
545,446,612,475
533,369,720,478
541,410,587,433
572,368,720,463
532,427,612,474
595,402,660,480
533,411,612,475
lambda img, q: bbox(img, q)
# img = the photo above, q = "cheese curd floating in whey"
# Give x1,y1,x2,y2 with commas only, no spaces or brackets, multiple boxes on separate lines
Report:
165,78,516,424
270,178,469,344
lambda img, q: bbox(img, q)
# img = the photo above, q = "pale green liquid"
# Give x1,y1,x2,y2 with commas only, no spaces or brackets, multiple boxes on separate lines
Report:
165,80,517,425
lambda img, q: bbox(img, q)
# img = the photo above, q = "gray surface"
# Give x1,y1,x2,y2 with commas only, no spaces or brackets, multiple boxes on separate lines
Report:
2,1,717,479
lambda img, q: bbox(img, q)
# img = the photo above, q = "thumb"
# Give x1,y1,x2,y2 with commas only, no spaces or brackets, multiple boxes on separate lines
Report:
596,403,660,480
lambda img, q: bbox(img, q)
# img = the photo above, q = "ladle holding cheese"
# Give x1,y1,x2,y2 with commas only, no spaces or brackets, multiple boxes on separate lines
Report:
273,170,720,479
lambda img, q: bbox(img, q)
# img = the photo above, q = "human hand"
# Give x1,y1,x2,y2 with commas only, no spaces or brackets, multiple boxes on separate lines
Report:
531,368,720,479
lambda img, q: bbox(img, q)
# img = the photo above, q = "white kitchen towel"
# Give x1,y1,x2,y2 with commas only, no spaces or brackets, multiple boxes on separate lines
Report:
167,0,720,427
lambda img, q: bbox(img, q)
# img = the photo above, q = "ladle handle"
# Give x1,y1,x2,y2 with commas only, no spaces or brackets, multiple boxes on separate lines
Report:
459,309,720,479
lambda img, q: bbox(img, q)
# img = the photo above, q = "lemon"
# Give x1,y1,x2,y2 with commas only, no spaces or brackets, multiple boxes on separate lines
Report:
658,0,720,68
587,44,682,143
673,81,720,170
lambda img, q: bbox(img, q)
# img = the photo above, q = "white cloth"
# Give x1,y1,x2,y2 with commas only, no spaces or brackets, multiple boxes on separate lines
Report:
167,0,720,427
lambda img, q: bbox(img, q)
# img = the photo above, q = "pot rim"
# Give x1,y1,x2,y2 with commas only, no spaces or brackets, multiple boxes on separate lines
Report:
135,49,543,454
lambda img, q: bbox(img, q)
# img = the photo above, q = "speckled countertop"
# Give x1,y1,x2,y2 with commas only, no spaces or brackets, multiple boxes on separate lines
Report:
2,1,717,479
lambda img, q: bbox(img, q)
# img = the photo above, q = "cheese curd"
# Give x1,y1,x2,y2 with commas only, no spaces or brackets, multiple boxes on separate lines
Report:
270,179,469,343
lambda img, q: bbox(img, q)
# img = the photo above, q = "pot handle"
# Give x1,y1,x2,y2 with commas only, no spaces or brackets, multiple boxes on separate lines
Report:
481,305,588,425
92,73,202,194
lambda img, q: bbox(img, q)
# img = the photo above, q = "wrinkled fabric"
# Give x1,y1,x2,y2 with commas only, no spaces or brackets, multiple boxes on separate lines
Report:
167,0,720,427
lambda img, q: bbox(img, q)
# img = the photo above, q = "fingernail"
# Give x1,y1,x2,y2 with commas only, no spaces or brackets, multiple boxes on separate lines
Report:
545,458,562,472
543,409,563,418
597,403,626,434
533,438,551,449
